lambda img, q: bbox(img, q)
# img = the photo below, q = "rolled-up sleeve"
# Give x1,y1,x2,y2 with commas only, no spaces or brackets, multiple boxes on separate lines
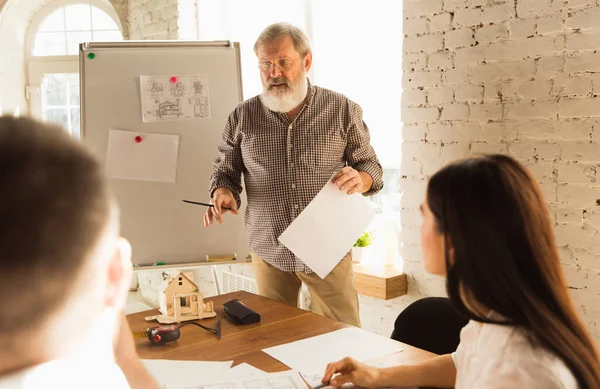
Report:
208,111,244,208
345,103,384,196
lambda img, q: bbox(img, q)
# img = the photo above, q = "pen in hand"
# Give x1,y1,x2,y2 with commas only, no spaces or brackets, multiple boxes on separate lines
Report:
310,381,330,389
182,199,231,211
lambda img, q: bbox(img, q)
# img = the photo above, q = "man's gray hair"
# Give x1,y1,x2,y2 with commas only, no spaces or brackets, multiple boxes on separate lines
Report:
254,22,312,57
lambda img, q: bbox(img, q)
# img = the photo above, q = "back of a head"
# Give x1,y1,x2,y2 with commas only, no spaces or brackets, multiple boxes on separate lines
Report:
426,153,600,388
0,117,110,338
254,22,312,56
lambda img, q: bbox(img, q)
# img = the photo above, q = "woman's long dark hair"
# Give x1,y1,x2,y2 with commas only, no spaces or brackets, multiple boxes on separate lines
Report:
427,154,600,388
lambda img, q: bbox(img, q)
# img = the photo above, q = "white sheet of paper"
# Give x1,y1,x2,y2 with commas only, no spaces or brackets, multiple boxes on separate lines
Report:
141,359,233,388
106,129,179,183
183,370,307,389
140,74,211,122
278,181,375,278
262,328,403,375
228,363,269,379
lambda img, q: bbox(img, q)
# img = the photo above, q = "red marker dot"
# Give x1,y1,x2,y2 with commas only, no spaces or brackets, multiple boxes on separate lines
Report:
170,76,178,83
135,136,142,143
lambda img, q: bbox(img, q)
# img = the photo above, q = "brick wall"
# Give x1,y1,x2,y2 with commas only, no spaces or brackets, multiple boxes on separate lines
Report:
128,0,179,39
402,0,600,343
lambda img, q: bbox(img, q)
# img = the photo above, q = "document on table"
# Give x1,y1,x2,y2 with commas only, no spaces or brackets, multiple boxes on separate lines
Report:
141,359,233,388
278,181,375,279
228,363,269,379
262,328,404,376
183,370,307,389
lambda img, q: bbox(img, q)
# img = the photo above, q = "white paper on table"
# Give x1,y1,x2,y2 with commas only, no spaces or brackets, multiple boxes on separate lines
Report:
141,359,233,388
262,328,403,376
106,129,179,183
228,363,269,380
278,181,375,279
182,370,307,389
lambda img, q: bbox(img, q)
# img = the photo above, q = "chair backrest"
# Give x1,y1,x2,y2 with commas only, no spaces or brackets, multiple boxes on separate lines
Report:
391,297,469,355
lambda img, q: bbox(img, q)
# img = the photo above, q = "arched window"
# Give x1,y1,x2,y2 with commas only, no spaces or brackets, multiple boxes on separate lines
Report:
26,2,123,137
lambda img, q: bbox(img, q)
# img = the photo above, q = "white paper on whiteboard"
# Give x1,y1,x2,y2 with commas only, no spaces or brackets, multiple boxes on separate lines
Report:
278,181,375,279
106,129,179,183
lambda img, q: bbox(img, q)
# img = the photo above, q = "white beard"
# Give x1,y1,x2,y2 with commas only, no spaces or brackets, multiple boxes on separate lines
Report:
260,74,308,113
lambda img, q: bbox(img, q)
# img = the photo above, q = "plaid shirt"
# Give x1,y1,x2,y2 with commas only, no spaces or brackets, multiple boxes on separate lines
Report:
208,80,383,273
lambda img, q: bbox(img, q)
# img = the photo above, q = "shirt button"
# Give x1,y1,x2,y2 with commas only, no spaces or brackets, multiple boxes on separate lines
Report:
291,184,296,189
290,163,294,167
294,205,299,209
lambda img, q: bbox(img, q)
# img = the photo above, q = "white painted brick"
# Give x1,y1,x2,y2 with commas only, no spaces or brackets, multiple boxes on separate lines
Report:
440,143,470,162
427,122,476,142
585,212,600,234
537,15,563,35
476,121,517,142
453,8,483,27
517,79,553,99
566,0,596,9
444,67,471,85
401,158,424,174
400,225,421,245
468,0,487,6
485,36,561,61
402,124,427,141
427,86,455,105
559,97,600,118
555,207,584,225
592,74,600,95
454,46,485,66
554,75,592,97
536,56,565,78
566,52,600,73
509,141,561,161
470,142,508,154
558,163,597,184
403,53,429,71
482,3,515,24
566,32,600,51
443,0,468,11
572,249,600,272
403,71,443,89
470,103,503,120
402,106,441,123
475,23,509,44
445,28,475,49
558,184,600,208
471,60,535,83
566,8,600,31
428,51,454,70
404,34,445,53
404,0,444,17
557,119,594,140
562,141,600,161
404,18,429,35
510,18,536,39
484,82,519,102
518,119,557,139
403,89,428,106
440,103,470,120
517,0,553,18
430,13,453,32
455,84,484,102
505,101,558,119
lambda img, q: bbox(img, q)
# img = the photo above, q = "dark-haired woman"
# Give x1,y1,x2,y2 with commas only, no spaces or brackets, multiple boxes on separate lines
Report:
323,154,600,389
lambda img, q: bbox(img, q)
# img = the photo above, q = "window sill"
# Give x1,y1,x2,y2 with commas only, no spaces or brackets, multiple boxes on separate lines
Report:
352,263,407,300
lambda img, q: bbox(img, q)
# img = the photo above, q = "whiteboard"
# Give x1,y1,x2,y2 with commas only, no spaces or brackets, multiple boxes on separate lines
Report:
80,41,249,266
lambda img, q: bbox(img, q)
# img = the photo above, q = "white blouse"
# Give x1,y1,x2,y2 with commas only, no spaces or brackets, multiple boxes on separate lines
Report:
452,319,579,389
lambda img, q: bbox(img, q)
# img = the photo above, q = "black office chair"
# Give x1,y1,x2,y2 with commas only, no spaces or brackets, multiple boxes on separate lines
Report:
391,297,469,355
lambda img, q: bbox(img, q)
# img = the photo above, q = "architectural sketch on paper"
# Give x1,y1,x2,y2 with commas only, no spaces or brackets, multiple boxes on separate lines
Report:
140,74,211,122
184,371,307,389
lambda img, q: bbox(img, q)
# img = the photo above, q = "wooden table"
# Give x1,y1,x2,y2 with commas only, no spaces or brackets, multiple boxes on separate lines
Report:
127,291,436,372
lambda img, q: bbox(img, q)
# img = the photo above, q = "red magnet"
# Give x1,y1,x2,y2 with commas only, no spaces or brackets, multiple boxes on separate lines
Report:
135,136,142,143
170,76,178,83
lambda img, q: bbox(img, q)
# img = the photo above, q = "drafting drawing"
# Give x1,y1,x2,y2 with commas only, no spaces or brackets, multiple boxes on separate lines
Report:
183,371,306,389
140,74,211,122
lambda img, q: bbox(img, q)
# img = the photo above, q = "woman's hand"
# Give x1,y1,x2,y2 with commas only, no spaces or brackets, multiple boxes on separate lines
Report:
322,357,381,388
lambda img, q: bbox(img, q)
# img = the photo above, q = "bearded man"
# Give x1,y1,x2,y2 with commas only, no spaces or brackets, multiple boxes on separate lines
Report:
205,23,383,327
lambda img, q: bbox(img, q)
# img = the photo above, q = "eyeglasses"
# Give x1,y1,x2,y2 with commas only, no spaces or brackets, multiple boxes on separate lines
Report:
258,57,301,72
